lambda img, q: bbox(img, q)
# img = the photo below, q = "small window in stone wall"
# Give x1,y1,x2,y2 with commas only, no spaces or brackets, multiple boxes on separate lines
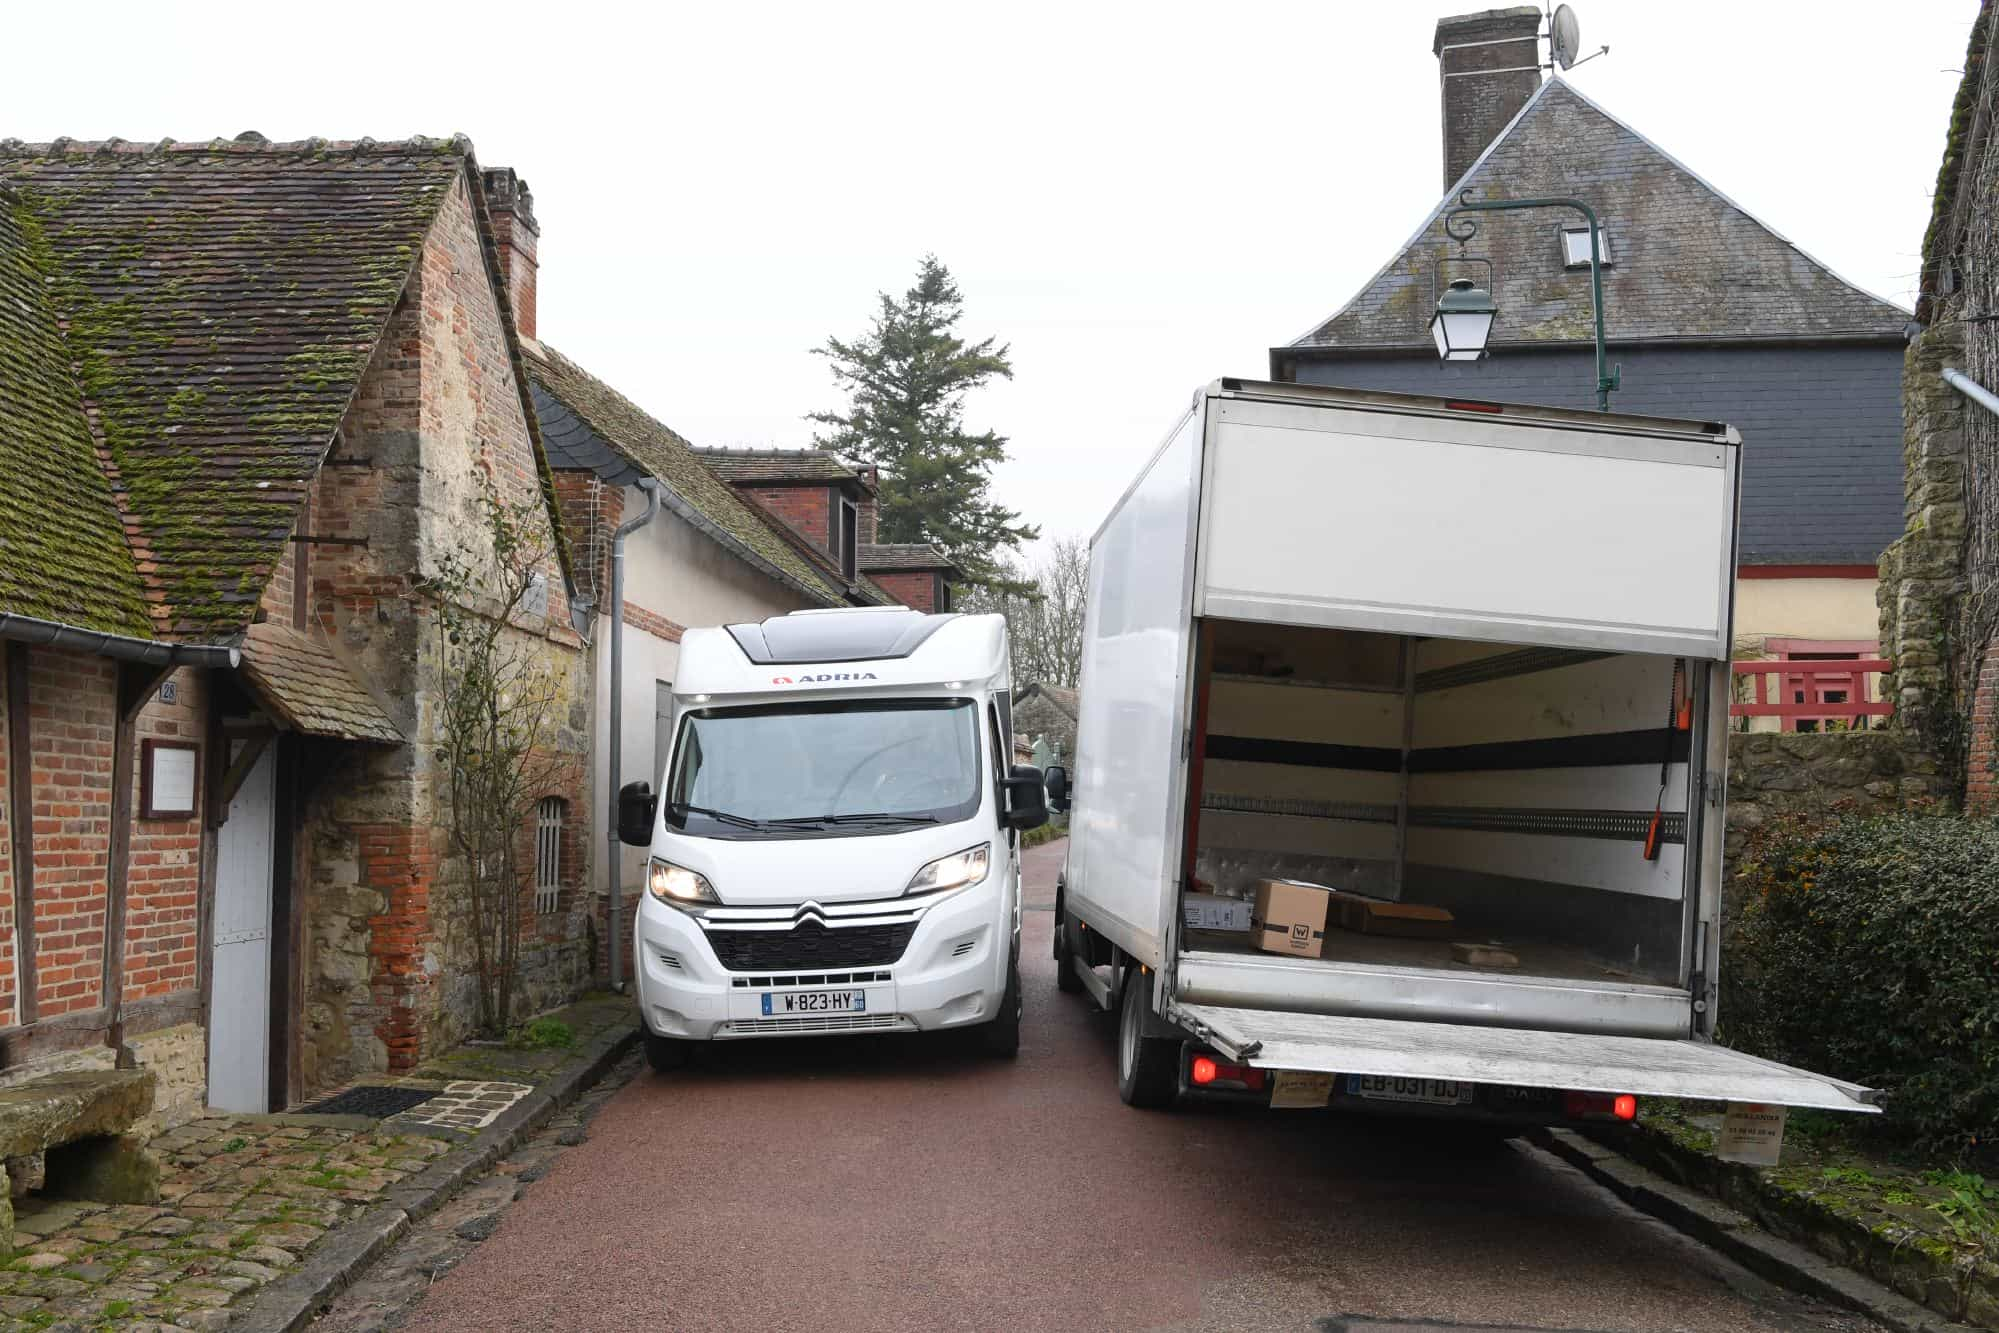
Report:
534,796,565,914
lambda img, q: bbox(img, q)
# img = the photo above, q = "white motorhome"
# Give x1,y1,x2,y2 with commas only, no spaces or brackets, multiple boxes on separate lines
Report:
1052,379,1877,1128
617,607,1047,1070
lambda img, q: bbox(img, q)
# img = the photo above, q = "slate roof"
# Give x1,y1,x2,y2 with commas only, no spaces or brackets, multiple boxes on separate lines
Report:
0,190,152,637
240,621,400,743
525,342,853,606
691,447,871,488
1289,79,1908,351
858,543,957,573
0,136,465,638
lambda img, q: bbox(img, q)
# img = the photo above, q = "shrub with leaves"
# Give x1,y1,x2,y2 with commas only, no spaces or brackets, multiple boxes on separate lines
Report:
1725,806,1999,1163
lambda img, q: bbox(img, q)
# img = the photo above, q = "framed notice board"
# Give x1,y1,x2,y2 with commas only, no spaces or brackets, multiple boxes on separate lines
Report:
141,739,200,819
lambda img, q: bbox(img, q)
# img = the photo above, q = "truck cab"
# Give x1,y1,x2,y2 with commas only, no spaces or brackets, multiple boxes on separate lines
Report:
618,607,1046,1069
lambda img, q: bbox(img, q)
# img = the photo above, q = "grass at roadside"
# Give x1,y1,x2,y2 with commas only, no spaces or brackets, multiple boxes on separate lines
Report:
1632,1098,1998,1316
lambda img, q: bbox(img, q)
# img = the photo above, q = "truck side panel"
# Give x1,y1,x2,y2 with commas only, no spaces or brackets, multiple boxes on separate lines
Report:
1067,405,1205,967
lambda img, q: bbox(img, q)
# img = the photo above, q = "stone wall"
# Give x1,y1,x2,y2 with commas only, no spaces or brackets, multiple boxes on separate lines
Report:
1724,731,1948,863
125,1022,204,1135
1878,322,1975,790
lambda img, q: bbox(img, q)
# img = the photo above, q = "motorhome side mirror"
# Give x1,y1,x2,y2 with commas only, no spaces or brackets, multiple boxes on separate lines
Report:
1043,764,1070,812
1002,765,1048,831
616,781,657,847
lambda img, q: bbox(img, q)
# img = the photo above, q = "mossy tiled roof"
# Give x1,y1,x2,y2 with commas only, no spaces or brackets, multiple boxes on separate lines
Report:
690,446,870,487
0,136,462,638
524,342,854,606
0,193,153,637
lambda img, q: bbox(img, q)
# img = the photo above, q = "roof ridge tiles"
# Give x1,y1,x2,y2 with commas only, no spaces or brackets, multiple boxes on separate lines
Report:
0,134,470,159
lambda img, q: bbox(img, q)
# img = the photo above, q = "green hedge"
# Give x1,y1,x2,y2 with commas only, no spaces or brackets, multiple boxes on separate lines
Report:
1020,820,1068,849
1726,806,1999,1163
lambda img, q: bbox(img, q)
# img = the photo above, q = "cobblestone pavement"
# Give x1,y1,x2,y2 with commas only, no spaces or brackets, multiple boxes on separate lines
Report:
311,1050,639,1332
0,992,635,1329
1,1118,451,1330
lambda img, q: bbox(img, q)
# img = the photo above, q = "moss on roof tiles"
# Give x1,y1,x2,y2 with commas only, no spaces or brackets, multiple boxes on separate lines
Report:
0,139,461,637
0,192,153,637
524,343,848,604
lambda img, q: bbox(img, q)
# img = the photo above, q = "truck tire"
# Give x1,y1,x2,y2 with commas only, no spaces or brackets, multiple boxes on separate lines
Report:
1053,886,1083,994
644,1031,691,1073
981,950,1022,1058
1116,969,1178,1109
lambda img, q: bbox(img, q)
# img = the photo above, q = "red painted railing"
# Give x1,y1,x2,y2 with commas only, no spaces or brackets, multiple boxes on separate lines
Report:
1731,658,1893,729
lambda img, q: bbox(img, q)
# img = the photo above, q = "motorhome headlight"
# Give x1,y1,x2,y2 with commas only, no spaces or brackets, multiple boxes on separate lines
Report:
906,843,990,896
648,858,719,906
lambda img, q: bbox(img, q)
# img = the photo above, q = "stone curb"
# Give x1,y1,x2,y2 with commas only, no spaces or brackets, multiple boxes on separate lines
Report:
1527,1127,1981,1333
229,1016,641,1332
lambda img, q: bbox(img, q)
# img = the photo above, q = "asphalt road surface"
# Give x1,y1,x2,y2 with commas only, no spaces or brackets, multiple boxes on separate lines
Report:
391,840,1876,1333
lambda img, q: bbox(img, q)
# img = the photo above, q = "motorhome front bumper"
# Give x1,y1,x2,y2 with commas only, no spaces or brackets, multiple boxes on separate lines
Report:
634,877,1007,1040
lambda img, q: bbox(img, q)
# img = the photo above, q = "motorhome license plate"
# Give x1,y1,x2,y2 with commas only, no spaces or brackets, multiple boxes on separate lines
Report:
1346,1075,1473,1105
761,989,866,1016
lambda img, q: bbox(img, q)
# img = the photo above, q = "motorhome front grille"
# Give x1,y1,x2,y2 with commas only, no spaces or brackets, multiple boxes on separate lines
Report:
705,920,918,972
729,970,893,989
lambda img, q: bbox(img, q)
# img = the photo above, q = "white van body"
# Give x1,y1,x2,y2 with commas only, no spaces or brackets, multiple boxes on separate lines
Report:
631,608,1030,1055
1058,378,1878,1119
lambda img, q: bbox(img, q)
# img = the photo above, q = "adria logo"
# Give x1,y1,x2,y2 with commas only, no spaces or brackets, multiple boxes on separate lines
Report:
772,676,794,684
772,672,878,684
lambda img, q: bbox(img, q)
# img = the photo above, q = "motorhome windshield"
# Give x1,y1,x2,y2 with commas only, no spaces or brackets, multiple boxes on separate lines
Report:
663,699,982,838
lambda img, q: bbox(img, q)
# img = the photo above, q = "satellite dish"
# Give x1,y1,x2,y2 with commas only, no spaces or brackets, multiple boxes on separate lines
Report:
1550,4,1582,70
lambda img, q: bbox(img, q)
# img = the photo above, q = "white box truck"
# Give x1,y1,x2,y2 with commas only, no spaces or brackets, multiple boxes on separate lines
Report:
1050,378,1878,1125
616,608,1048,1071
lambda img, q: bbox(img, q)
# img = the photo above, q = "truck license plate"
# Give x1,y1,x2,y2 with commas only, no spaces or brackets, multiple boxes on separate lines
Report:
761,989,866,1016
1346,1074,1474,1105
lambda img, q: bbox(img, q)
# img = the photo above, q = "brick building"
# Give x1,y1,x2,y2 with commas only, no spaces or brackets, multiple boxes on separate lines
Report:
691,446,962,610
1274,8,1911,722
0,134,594,1119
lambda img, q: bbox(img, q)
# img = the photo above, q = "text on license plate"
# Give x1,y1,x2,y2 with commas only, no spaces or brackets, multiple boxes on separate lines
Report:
1345,1074,1474,1105
761,989,866,1016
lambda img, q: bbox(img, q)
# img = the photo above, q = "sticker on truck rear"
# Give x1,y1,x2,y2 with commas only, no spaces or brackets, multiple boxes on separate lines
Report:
1269,1070,1334,1109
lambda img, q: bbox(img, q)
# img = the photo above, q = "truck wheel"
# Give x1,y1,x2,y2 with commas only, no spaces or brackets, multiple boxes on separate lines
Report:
1116,969,1177,1109
644,1031,690,1073
1053,887,1083,994
981,951,1022,1058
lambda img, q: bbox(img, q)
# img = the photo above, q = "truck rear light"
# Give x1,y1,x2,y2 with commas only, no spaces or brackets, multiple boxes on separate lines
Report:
1564,1091,1640,1121
1187,1054,1265,1091
1443,397,1504,414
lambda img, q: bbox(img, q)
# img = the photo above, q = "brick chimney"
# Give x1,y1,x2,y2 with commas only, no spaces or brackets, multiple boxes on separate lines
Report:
481,167,540,340
1434,7,1544,190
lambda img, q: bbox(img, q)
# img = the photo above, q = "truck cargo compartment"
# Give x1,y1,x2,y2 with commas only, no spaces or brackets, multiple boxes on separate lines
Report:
1181,618,1698,1028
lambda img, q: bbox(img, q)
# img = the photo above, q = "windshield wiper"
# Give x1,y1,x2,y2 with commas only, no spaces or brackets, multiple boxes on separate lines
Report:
665,801,768,831
765,811,941,828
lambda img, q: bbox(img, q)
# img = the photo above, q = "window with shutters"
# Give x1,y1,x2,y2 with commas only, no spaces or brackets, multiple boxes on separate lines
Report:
534,797,565,914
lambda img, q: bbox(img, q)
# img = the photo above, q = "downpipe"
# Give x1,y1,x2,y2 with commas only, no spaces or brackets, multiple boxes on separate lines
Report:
1943,366,1999,419
606,479,662,993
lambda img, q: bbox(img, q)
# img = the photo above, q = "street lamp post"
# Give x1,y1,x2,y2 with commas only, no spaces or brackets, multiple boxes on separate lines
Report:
1434,187,1620,411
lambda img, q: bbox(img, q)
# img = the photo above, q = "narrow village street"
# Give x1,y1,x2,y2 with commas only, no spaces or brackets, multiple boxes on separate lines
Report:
323,841,1880,1333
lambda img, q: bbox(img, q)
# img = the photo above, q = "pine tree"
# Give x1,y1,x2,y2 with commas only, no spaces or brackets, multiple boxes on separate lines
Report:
810,256,1038,590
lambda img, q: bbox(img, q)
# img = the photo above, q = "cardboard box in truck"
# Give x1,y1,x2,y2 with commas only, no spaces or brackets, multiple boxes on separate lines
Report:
1181,892,1254,932
1250,879,1330,958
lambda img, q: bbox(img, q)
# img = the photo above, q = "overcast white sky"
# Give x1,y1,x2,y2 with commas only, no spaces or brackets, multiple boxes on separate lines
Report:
5,1,1976,553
